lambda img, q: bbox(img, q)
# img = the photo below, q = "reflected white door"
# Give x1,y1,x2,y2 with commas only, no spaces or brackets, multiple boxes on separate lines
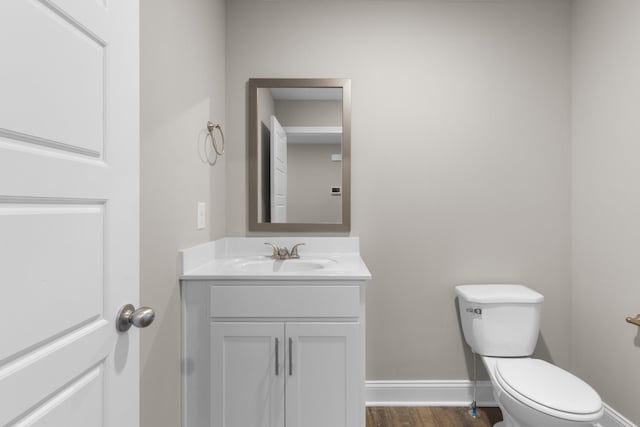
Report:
270,115,288,222
0,0,140,425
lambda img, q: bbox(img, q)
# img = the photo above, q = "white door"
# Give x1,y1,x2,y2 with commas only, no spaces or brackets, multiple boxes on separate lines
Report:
285,323,362,427
211,323,285,427
270,115,288,222
0,0,140,425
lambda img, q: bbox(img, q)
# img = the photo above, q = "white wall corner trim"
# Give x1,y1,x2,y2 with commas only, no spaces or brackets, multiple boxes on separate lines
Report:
597,403,638,427
365,380,496,407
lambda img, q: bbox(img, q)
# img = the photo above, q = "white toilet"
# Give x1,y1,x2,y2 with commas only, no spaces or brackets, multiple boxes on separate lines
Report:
455,284,603,427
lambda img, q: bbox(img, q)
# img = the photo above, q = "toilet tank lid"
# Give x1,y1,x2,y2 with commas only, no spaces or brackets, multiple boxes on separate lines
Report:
455,284,544,304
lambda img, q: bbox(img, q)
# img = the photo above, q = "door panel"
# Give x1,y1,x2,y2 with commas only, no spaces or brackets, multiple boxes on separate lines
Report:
211,323,285,427
285,323,361,427
15,366,103,427
0,0,139,425
1,324,108,426
0,203,103,361
0,0,107,156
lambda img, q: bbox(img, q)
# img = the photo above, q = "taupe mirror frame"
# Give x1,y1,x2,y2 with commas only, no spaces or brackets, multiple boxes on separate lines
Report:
248,78,351,232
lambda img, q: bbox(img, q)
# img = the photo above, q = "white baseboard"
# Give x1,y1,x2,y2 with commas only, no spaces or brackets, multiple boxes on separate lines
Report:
365,380,496,407
365,381,637,427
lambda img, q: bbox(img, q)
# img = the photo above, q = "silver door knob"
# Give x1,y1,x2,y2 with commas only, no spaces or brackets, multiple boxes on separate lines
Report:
116,304,155,332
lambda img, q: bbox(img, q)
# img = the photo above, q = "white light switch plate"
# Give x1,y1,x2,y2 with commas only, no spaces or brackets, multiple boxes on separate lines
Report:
197,202,206,230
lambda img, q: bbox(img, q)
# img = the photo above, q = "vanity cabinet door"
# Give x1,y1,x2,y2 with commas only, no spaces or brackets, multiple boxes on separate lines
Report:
211,322,285,427
285,322,362,427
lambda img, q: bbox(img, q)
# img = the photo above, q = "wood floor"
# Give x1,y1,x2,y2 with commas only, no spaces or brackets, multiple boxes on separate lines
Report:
366,406,503,427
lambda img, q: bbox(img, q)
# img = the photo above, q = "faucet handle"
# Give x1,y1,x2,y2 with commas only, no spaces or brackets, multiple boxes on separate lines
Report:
264,242,279,258
290,243,305,259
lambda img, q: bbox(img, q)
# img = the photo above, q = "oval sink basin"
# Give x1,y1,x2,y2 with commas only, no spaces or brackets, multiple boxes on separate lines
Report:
232,258,336,273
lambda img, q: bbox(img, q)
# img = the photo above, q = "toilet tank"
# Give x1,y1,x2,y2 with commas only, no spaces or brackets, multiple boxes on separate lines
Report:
455,284,544,357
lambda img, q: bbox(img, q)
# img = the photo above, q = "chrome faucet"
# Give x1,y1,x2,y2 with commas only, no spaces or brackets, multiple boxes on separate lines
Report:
289,243,305,258
265,242,305,260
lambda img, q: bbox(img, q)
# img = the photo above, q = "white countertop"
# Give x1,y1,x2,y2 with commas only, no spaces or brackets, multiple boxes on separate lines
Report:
180,237,371,281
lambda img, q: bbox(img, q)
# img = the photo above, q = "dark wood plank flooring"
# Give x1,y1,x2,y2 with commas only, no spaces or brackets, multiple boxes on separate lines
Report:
366,406,502,427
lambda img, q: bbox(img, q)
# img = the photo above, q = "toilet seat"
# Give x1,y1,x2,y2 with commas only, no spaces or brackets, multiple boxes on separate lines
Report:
495,358,603,422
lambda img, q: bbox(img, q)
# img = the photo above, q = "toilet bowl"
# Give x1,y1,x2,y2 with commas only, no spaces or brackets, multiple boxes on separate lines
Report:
484,356,603,427
455,284,603,427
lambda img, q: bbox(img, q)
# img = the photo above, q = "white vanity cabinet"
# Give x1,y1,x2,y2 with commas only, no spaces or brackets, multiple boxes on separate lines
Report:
182,280,367,427
180,237,371,427
211,321,360,427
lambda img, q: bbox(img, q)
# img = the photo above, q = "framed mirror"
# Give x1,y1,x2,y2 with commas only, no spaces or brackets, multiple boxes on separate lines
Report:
248,78,351,232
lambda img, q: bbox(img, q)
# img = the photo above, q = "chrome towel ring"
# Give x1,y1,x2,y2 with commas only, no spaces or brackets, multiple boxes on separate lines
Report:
205,120,225,165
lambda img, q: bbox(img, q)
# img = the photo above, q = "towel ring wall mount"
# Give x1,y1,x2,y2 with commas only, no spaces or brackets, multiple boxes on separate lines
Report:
205,121,225,165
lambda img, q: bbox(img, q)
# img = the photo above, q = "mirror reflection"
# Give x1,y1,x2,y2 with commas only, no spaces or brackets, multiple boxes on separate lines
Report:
249,79,351,232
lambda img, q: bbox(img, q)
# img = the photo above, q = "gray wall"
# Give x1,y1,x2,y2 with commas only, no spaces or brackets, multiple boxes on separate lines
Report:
571,0,640,422
226,0,572,380
287,143,343,223
140,0,226,425
136,1,640,423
